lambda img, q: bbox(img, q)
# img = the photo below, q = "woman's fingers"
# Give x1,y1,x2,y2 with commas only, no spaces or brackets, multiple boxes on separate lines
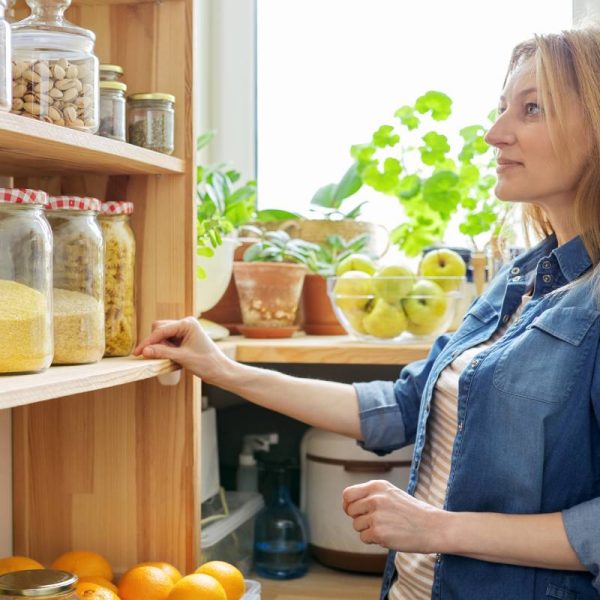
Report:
133,320,188,356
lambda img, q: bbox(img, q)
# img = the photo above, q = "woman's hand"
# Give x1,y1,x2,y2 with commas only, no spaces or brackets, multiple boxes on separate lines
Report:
133,317,233,384
342,480,447,553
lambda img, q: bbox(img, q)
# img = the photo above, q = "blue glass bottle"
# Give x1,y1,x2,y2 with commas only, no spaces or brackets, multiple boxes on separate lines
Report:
254,465,309,579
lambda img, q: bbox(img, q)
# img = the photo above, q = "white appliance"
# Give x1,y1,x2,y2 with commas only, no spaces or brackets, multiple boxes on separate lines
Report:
300,428,414,573
200,407,221,503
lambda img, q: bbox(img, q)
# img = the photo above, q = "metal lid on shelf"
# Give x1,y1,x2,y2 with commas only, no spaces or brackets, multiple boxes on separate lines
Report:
0,188,48,206
99,64,124,74
99,81,127,92
100,200,134,215
128,92,175,103
0,570,77,597
47,196,101,212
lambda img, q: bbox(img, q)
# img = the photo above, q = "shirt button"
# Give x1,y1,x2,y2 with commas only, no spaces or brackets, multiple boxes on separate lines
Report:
542,260,552,269
542,274,553,283
512,275,521,282
510,266,520,275
471,358,479,368
502,314,510,324
458,421,464,432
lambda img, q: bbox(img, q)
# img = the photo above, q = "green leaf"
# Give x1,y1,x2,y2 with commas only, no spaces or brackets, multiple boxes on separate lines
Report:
422,170,460,216
372,125,399,148
350,143,376,164
415,91,452,121
311,183,337,208
397,175,421,199
488,108,497,122
255,209,301,222
459,125,484,142
197,265,207,279
334,163,363,203
419,131,450,165
197,130,216,151
196,246,215,257
343,201,368,219
394,105,420,130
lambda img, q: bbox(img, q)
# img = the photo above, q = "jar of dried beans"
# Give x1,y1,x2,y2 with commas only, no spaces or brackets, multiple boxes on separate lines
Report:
0,188,52,374
99,201,136,356
0,569,78,599
11,0,99,131
127,92,175,154
46,195,104,364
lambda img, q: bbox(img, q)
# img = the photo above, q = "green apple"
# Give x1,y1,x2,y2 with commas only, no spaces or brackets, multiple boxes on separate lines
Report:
332,270,374,312
341,306,370,335
372,264,416,304
419,248,466,291
402,279,447,333
363,298,408,339
336,253,377,276
406,319,445,337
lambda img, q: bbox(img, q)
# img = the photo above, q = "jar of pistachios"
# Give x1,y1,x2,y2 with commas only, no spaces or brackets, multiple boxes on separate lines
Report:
0,0,11,112
99,201,136,357
127,92,175,154
0,570,78,599
11,0,99,132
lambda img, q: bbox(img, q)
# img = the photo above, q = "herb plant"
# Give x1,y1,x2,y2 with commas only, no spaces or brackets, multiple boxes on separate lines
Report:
305,233,370,277
242,227,320,265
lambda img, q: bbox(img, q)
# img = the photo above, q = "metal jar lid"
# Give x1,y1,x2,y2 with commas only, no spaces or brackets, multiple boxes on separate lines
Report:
99,64,124,75
128,92,175,103
99,81,127,92
0,570,77,597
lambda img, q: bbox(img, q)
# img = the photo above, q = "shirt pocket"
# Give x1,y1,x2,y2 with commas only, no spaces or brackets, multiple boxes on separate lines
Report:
492,306,600,404
454,296,498,337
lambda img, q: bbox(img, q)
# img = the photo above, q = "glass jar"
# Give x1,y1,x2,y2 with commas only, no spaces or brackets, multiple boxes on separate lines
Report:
0,569,78,598
11,0,99,132
99,81,126,141
46,195,104,364
128,93,175,154
99,63,123,82
0,188,53,374
0,0,10,112
99,201,136,357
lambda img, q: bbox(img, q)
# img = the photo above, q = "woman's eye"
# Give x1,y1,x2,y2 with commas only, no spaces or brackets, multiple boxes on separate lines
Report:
525,102,541,116
497,106,506,116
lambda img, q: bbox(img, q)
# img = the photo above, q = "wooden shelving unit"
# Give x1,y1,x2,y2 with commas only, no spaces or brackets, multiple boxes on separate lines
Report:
4,0,199,576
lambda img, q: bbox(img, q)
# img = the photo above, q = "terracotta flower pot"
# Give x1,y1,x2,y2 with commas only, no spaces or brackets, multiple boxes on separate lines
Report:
302,273,346,335
233,262,307,338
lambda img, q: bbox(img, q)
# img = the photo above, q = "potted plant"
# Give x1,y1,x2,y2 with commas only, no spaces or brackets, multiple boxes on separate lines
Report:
233,230,319,338
302,233,370,335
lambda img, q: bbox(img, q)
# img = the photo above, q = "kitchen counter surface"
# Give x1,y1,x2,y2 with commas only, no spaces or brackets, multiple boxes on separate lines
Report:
218,334,431,365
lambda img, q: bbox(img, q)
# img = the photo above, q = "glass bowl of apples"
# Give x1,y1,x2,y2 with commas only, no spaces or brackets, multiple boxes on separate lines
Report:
327,249,467,343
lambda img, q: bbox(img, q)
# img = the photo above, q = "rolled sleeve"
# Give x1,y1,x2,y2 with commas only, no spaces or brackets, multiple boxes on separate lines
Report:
353,333,452,456
562,498,600,591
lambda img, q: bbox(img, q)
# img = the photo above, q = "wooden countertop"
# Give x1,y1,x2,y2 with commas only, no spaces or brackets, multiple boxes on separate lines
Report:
257,562,381,600
218,334,431,365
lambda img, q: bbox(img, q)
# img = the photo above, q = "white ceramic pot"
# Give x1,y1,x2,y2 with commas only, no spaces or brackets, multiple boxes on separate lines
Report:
300,428,414,573
197,237,240,313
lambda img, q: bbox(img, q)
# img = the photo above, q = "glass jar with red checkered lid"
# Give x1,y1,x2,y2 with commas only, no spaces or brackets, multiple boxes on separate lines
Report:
0,188,53,374
46,195,104,364
99,200,136,356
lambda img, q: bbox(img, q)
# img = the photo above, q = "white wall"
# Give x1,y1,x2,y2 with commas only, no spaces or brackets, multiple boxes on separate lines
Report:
0,409,12,556
573,0,600,24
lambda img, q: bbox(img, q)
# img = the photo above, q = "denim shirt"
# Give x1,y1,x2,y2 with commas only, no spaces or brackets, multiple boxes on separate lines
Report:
354,234,600,600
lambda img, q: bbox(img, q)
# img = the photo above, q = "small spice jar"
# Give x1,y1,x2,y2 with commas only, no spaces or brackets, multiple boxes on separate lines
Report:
0,188,53,374
99,201,136,356
128,92,175,154
46,195,105,365
0,569,78,599
99,81,126,141
99,63,123,82
0,0,11,112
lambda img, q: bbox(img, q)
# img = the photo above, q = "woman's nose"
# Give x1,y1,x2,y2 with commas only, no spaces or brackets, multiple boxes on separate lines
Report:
484,113,515,148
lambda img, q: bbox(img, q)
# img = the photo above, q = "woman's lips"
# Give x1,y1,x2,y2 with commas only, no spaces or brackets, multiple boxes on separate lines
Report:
496,158,522,173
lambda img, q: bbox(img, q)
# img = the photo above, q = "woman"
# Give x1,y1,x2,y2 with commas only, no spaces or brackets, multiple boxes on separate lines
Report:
135,28,600,599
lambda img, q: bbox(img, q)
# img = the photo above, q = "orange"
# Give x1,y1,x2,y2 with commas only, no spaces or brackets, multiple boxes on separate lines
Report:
78,576,119,594
167,574,227,600
195,561,245,600
51,551,113,581
118,565,174,600
75,582,119,600
133,562,182,584
0,556,44,576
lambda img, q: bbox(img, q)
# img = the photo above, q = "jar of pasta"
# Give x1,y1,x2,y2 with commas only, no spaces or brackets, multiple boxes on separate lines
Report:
99,201,136,356
0,570,78,599
0,188,52,374
46,195,104,364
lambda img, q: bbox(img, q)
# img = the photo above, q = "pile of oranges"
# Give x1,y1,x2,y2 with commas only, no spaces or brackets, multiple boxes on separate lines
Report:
0,551,246,600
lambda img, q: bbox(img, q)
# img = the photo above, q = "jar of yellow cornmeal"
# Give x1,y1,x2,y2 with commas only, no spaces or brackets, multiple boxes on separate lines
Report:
46,196,105,364
99,201,136,356
0,569,78,599
0,188,53,374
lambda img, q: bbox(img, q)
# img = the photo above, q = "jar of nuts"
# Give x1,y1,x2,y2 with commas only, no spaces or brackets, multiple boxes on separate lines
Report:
0,0,11,112
11,0,99,132
99,81,126,141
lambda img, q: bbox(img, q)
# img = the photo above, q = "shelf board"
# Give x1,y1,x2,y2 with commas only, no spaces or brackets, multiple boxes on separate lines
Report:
218,334,432,365
0,357,178,410
0,112,185,176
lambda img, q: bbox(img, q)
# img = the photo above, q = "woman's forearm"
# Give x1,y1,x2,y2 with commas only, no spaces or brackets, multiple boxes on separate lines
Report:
216,358,364,440
441,510,584,571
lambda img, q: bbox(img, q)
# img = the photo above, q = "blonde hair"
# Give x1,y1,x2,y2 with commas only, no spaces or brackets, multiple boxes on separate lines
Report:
505,28,600,266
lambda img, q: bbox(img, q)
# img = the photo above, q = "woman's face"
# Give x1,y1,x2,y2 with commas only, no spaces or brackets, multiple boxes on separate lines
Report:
484,59,590,210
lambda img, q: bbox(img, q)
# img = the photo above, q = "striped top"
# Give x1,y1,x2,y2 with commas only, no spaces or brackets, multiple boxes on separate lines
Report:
388,293,532,600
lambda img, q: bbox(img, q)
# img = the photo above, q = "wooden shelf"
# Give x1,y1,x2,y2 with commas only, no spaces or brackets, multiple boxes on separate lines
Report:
0,112,185,176
218,334,432,365
0,357,178,410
